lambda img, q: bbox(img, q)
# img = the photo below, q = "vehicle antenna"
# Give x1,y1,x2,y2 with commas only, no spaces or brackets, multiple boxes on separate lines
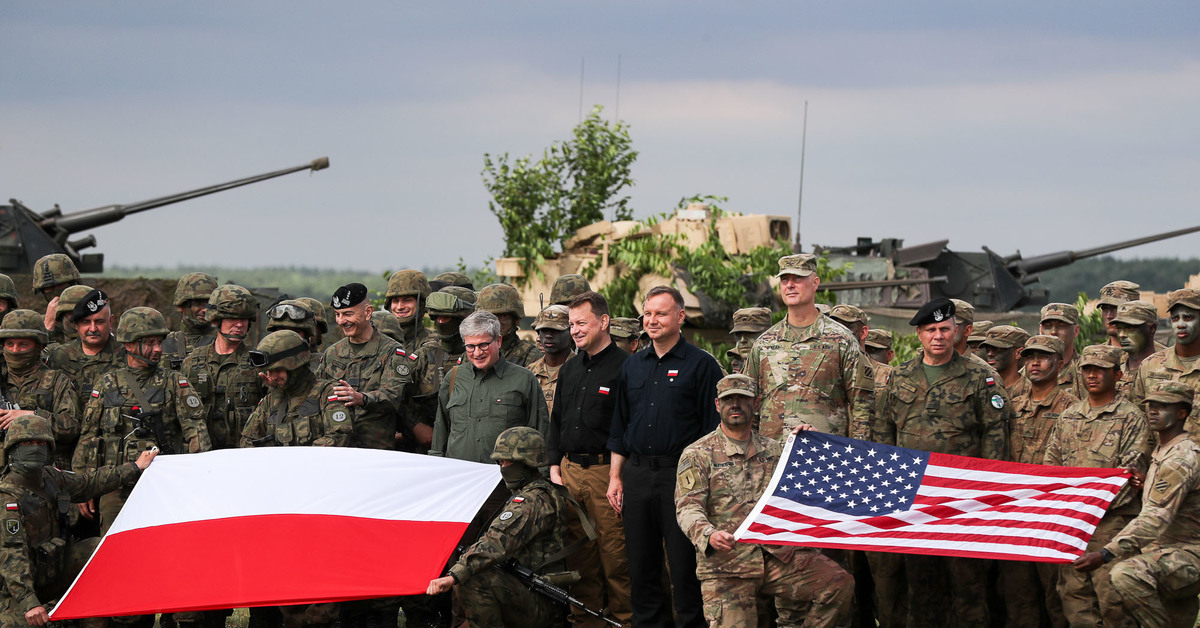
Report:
794,100,808,254
615,54,622,120
579,57,586,122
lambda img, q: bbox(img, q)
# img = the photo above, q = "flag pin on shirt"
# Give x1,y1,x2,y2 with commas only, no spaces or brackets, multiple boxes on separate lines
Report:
667,369,679,381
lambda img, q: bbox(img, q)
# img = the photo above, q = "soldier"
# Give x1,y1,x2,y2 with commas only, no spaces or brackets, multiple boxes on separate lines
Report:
46,289,127,418
1045,344,1150,628
42,284,94,350
31,253,79,306
0,274,18,324
950,298,978,356
550,274,591,306
72,307,210,535
161,272,219,370
676,374,853,627
429,271,474,292
180,285,265,450
1113,300,1165,396
403,287,476,453
608,317,641,355
871,298,1008,627
0,310,80,469
861,326,904,627
477,283,542,368
1039,303,1085,398
728,307,772,375
725,347,745,374
745,253,874,441
296,297,331,352
426,427,571,628
527,305,572,415
980,324,1032,398
1076,382,1200,628
0,414,157,628
828,303,869,347
965,320,994,355
1098,280,1141,347
383,270,432,354
241,330,353,448
1131,289,1200,444
265,299,323,354
864,329,894,367
371,310,405,345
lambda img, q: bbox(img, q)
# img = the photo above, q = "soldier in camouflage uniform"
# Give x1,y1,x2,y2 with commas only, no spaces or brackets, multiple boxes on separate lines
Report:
266,299,324,357
0,274,18,324
45,290,127,420
402,287,476,453
426,427,571,628
1098,280,1142,347
828,304,868,345
550,274,591,306
0,414,155,628
950,300,1006,384
1039,303,1085,399
676,374,852,627
745,254,874,441
1131,289,1200,445
383,270,432,354
241,330,353,448
728,307,771,376
162,272,218,370
429,271,473,292
180,285,265,450
0,311,79,470
864,329,893,368
477,283,543,368
296,297,331,352
966,320,994,355
42,285,93,350
371,310,404,345
31,253,79,312
871,298,1009,627
1112,300,1165,397
608,317,641,355
1045,344,1150,628
980,325,1032,398
526,305,572,415
1076,382,1200,628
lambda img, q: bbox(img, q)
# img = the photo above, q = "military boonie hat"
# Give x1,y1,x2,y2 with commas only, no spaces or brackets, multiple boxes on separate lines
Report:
609,317,640,339
1023,334,1064,356
967,320,994,343
533,305,570,331
950,299,975,325
1079,344,1122,369
909,298,955,327
777,254,817,278
730,307,772,334
1040,303,1080,326
1145,381,1194,408
716,374,757,398
71,289,109,322
1098,280,1140,307
1112,300,1158,326
1168,289,1200,312
829,304,867,326
864,329,892,350
980,325,1031,350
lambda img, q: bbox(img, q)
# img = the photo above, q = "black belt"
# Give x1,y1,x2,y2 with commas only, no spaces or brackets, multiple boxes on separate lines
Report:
628,452,679,469
565,451,610,468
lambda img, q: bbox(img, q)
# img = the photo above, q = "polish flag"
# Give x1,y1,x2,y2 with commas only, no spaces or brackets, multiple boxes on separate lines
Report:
51,447,500,619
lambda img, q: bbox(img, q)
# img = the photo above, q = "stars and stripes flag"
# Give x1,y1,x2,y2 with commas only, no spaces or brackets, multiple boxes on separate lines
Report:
735,431,1129,563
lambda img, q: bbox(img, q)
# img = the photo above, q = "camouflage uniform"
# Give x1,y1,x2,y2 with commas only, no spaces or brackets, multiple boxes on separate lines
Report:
0,274,18,323
315,324,407,451
608,317,642,355
527,305,571,415
241,331,353,449
1113,301,1166,397
0,311,80,469
402,287,475,452
181,342,263,450
162,272,219,370
1130,291,1200,448
477,284,542,368
31,255,80,346
43,285,93,350
384,270,433,354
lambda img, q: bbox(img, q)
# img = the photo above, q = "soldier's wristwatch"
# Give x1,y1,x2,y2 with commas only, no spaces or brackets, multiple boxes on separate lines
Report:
1099,548,1115,564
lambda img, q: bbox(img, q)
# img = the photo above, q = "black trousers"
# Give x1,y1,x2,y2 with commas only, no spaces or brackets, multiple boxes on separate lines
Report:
622,458,705,628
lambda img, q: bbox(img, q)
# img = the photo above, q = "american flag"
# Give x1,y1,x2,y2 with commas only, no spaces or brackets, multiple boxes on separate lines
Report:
734,431,1129,563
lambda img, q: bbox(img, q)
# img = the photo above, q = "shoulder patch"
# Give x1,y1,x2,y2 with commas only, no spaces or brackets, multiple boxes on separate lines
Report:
985,376,996,387
499,511,513,521
327,394,339,402
990,394,1005,409
396,348,406,356
408,352,418,361
91,389,100,398
5,503,16,512
186,396,201,408
511,496,525,503
397,364,411,376
332,411,347,423
678,467,700,492
178,379,190,388
5,519,18,535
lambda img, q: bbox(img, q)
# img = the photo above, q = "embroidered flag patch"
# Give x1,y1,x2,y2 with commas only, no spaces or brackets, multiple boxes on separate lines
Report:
396,348,406,356
985,377,996,387
511,496,525,503
327,395,339,402
667,370,679,377
598,386,610,395
91,390,100,398
178,380,190,388
5,503,16,511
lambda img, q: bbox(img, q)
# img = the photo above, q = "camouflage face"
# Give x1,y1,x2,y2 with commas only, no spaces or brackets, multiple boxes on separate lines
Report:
549,274,591,305
4,414,55,453
249,330,311,373
0,309,49,344
1022,349,1061,385
32,253,80,293
173,272,219,306
1169,304,1200,346
206,284,259,322
115,307,171,343
1116,323,1150,354
490,426,548,467
1146,399,1188,433
477,283,525,320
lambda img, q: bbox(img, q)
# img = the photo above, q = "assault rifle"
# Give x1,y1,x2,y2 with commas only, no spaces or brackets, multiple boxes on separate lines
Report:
500,560,619,627
123,409,174,455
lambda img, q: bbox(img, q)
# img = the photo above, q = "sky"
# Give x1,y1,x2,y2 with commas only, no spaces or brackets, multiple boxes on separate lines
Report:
3,2,1200,276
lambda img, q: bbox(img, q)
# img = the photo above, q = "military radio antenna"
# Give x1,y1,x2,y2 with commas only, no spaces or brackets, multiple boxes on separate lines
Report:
794,100,808,253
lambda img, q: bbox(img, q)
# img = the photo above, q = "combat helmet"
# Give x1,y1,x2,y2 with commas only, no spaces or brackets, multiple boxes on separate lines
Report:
0,310,49,344
490,426,548,467
0,274,18,310
549,274,591,306
173,272,219,306
249,330,311,371
266,299,320,341
426,286,476,318
431,272,474,292
57,285,96,321
115,307,171,343
371,311,404,344
385,270,431,303
32,254,80,293
296,297,329,335
205,284,259,322
5,414,55,453
477,284,525,320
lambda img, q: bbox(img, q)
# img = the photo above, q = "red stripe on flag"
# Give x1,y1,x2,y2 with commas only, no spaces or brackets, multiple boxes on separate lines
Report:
927,452,1131,480
745,522,1084,558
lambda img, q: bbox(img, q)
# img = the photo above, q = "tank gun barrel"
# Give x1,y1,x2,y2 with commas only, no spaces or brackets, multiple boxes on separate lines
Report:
823,276,947,291
1011,225,1200,276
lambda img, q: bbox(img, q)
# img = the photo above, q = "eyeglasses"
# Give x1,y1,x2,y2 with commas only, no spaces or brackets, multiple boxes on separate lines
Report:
463,339,497,354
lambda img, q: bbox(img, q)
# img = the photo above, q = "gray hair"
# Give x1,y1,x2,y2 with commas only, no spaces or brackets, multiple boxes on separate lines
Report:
460,310,501,340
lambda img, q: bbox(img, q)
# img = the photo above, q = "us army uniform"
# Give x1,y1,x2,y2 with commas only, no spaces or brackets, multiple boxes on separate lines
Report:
1113,301,1167,398
180,343,264,450
1131,289,1200,447
315,324,408,451
241,373,352,448
1040,303,1087,399
526,305,572,416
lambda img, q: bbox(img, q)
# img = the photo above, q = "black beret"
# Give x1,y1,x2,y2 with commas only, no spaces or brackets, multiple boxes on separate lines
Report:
71,289,110,322
909,297,956,327
330,283,368,309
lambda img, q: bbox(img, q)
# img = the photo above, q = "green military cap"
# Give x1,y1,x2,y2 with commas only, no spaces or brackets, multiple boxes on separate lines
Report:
1145,381,1195,408
950,299,975,325
777,254,817,278
1112,300,1158,326
1040,303,1079,326
609,317,641,339
829,304,867,326
730,307,772,334
716,373,757,398
1023,334,1064,356
1098,280,1141,307
1079,344,1123,369
864,328,892,350
533,305,570,331
967,320,995,343
980,325,1031,350
1168,289,1200,312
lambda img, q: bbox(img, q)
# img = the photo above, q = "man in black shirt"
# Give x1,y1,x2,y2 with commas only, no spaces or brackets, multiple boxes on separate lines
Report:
547,291,632,627
607,286,723,628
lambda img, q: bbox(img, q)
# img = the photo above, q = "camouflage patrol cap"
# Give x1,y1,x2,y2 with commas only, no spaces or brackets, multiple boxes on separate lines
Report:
909,298,955,327
829,304,868,326
1079,344,1122,369
432,272,474,291
115,307,170,343
730,307,772,334
1023,335,1065,356
0,274,17,308
609,317,641,339
950,299,975,325
1112,300,1158,326
477,283,525,319
533,305,570,331
32,254,80,292
57,285,96,321
549,274,591,306
249,330,311,372
1040,303,1080,326
371,311,404,344
385,270,431,301
777,254,817,278
296,298,329,334
864,329,893,350
0,310,49,343
426,286,476,317
206,285,259,322
70,289,110,323
4,414,55,453
967,320,995,343
716,374,757,399
1145,381,1194,408
980,325,1031,350
1098,280,1141,307
1167,289,1200,313
173,272,219,306
490,426,548,467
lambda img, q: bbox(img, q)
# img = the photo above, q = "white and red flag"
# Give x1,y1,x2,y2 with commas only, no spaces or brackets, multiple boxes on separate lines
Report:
51,447,500,619
735,431,1129,563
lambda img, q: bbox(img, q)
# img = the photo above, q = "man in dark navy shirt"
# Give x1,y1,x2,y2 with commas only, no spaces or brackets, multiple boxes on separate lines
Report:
607,285,723,628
